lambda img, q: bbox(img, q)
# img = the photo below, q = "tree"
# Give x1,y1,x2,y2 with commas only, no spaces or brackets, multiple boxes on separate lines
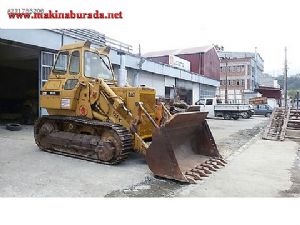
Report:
277,74,300,92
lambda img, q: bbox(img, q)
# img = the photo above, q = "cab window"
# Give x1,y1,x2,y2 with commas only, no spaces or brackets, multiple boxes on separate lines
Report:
196,99,206,105
69,51,80,74
53,51,69,73
206,99,213,105
84,51,113,80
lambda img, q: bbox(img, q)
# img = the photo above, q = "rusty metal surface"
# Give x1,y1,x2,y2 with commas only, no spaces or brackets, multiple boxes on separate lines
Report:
146,111,224,183
34,116,133,165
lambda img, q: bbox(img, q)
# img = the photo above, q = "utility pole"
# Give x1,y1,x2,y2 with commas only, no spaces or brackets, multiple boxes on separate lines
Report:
134,44,144,87
284,47,288,110
225,54,228,103
254,46,257,89
138,43,141,57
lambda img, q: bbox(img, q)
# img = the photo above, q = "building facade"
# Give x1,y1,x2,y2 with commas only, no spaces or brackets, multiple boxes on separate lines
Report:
144,46,220,103
0,29,219,122
217,51,264,103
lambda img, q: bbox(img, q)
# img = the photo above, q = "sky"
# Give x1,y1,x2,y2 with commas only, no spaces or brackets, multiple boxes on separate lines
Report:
1,0,299,76
94,0,300,76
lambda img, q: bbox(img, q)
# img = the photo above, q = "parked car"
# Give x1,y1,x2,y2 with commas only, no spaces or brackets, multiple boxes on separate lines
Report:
254,104,273,117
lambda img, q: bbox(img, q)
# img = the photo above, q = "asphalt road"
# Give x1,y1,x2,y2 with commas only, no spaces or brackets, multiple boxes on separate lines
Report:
0,116,298,197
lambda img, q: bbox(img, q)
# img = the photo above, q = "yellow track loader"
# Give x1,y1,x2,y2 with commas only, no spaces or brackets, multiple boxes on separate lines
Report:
34,41,225,184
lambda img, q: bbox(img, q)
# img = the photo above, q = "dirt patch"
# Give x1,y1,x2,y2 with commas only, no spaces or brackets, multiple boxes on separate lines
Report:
217,124,265,159
105,122,267,197
106,177,184,197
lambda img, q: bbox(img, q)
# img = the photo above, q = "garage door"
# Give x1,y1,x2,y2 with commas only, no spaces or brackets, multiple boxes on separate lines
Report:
40,51,56,116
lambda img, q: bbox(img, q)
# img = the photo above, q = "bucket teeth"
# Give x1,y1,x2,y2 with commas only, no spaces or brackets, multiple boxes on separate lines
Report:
192,173,202,180
196,166,212,174
213,165,220,169
184,175,196,184
185,171,202,181
216,157,227,164
181,156,228,184
215,160,226,166
183,157,227,184
210,164,220,170
209,158,225,166
191,168,209,177
207,161,220,169
203,164,217,172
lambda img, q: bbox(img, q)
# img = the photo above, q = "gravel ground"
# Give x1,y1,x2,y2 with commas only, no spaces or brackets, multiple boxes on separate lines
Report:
106,117,269,197
1,116,298,197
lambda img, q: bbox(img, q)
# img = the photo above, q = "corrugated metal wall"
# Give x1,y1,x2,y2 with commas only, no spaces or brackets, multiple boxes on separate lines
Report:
147,50,220,82
202,48,220,80
175,53,201,74
147,56,169,64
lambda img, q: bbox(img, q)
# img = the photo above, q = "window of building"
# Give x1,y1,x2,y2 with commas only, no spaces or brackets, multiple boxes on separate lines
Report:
237,80,240,86
228,80,231,85
247,65,251,75
241,80,245,86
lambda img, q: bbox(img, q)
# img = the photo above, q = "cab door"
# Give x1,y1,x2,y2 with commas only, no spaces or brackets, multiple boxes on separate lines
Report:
60,50,81,111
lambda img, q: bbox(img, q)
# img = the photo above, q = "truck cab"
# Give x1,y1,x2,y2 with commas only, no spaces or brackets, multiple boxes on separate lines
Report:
195,98,222,118
195,97,254,120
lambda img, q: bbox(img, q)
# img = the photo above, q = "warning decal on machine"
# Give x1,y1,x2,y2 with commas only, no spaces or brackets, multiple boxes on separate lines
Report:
61,98,71,108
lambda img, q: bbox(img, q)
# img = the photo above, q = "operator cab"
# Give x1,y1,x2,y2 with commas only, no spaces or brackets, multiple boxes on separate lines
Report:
51,41,115,82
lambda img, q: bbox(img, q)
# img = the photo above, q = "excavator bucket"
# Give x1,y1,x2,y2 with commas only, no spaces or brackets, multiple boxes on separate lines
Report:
146,111,224,184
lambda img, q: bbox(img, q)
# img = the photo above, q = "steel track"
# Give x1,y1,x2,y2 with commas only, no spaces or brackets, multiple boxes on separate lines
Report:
34,115,133,165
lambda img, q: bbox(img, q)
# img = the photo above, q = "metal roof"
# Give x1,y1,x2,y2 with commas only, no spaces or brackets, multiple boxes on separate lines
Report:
143,45,214,57
50,29,132,52
218,51,264,63
51,29,105,45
